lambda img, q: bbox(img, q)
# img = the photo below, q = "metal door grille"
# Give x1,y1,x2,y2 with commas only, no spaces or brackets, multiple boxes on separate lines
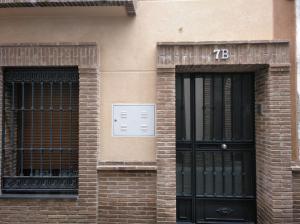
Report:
176,73,256,223
2,67,79,194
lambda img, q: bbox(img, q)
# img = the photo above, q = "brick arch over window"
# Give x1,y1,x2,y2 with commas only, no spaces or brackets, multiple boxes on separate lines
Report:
156,41,293,224
0,43,100,223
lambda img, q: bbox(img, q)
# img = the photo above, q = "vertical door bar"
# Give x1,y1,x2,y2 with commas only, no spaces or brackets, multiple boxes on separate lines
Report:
20,81,24,176
40,81,43,176
59,81,63,176
211,76,214,140
241,152,245,196
221,76,225,195
202,77,205,141
231,151,235,196
50,82,53,176
181,153,184,195
212,151,216,195
240,75,244,140
2,84,5,177
69,82,72,175
240,75,247,195
30,82,34,176
191,75,196,221
230,75,234,140
221,76,224,140
221,149,225,196
203,152,206,195
10,82,15,176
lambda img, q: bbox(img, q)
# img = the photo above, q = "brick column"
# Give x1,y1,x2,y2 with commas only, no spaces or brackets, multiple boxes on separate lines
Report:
156,66,176,224
78,67,100,224
256,65,293,223
0,67,2,194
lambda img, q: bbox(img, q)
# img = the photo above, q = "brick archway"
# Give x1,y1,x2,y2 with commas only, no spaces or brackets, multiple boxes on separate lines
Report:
156,41,293,223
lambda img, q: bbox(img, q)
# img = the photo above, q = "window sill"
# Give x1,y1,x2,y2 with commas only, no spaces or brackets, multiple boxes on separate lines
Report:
291,166,300,172
97,161,157,171
291,161,300,172
0,194,78,200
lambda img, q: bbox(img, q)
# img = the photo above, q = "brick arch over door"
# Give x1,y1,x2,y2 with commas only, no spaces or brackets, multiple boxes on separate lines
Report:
156,41,293,224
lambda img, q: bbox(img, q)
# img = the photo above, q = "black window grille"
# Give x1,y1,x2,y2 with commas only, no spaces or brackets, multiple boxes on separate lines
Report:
2,67,79,194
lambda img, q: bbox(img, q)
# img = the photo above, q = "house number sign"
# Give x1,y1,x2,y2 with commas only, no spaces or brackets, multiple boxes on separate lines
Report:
213,49,230,60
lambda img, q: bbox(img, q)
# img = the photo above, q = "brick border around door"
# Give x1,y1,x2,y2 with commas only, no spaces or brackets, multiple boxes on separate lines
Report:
156,41,293,224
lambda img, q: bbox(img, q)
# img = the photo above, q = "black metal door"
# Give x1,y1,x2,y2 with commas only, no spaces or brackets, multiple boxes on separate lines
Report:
176,73,256,223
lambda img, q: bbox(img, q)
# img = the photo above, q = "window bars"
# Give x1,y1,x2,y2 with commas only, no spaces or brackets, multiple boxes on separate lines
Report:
2,67,79,194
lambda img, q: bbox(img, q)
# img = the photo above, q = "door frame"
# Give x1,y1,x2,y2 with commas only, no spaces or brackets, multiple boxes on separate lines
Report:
175,73,257,223
156,41,293,224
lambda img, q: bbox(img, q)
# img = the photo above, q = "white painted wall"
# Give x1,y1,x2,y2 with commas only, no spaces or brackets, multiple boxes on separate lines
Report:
0,0,274,162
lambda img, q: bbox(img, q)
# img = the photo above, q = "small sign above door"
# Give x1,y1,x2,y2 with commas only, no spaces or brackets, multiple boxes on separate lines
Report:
213,49,230,60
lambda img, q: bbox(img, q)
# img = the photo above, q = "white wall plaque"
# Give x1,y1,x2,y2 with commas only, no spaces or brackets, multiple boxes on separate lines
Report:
112,104,155,137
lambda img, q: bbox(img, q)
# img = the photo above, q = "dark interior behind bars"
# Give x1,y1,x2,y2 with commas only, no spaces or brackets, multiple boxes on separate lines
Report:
2,67,79,194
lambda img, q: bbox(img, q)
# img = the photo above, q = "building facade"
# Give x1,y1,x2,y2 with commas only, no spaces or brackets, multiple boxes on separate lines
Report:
0,0,298,223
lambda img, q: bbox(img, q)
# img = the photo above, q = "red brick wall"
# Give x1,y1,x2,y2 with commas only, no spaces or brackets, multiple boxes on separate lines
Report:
98,170,157,224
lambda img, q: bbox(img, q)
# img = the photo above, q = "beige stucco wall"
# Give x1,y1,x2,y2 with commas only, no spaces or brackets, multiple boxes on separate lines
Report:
0,0,273,162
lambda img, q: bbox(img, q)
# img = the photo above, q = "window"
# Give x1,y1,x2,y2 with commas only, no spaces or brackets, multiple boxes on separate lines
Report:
2,67,79,194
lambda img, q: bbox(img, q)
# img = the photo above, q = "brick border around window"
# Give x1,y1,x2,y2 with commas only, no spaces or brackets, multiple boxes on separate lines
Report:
0,43,100,224
156,41,294,224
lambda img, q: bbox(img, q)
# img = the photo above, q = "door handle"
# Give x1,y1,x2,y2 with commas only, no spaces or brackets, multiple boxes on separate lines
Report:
221,144,227,150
